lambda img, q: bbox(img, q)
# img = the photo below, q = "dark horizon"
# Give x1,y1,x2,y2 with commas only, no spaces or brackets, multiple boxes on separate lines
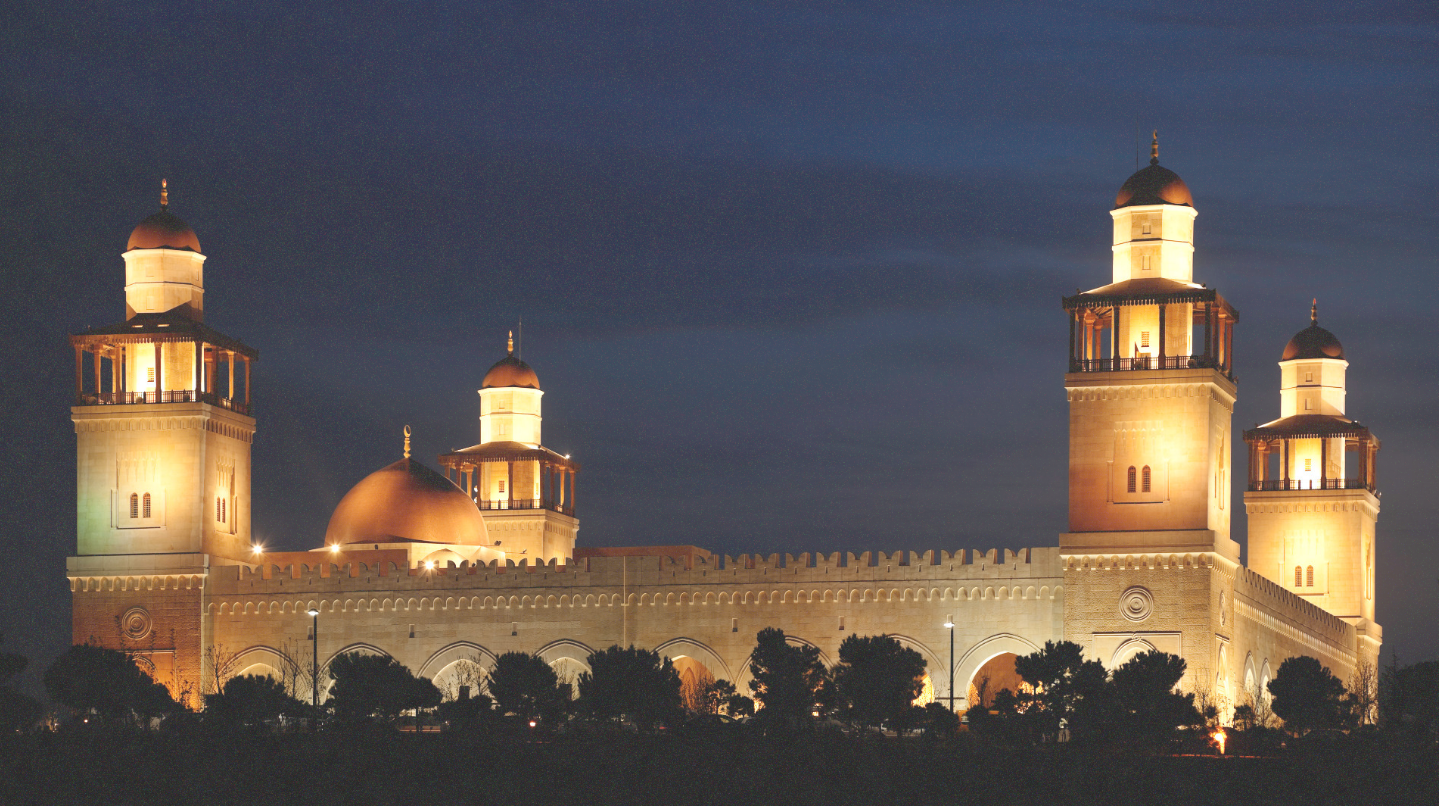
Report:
3,1,1436,691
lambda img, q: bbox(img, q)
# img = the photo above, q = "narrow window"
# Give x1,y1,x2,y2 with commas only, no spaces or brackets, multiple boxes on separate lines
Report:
1142,465,1152,492
498,480,506,494
1306,566,1314,587
1127,466,1137,493
147,367,156,384
1304,458,1312,472
221,498,227,523
216,497,222,521
1140,331,1150,349
130,493,139,519
1305,371,1313,383
1304,398,1312,411
1141,220,1152,235
142,493,151,518
1295,566,1303,587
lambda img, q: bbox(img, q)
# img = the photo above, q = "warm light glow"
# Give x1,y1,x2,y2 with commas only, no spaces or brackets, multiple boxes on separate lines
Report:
1213,728,1227,755
528,720,536,728
943,621,954,629
424,560,435,570
306,608,320,617
329,543,341,553
251,544,263,555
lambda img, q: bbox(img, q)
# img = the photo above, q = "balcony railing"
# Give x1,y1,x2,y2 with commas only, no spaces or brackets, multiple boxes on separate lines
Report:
1248,478,1371,492
77,390,251,416
476,498,573,516
1069,355,1227,373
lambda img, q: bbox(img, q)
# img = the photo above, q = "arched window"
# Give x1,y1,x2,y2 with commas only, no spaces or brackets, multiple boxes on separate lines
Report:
1295,566,1303,587
129,493,139,519
1306,566,1314,587
142,493,151,519
1141,465,1152,493
221,498,227,523
216,497,222,521
1127,466,1137,493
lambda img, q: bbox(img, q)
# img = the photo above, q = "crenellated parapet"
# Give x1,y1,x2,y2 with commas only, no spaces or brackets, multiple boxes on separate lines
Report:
1233,565,1356,667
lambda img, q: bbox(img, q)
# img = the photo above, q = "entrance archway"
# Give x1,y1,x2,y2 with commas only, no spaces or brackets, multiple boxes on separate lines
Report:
967,653,1023,709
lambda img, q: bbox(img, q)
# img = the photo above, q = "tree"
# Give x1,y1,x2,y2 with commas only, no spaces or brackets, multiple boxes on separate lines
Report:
327,652,441,723
0,653,41,733
1268,655,1346,735
577,645,682,729
681,669,747,718
746,628,829,731
485,652,568,723
1346,657,1379,727
1378,656,1439,742
44,644,176,725
831,634,927,732
1110,650,1200,741
204,674,305,726
1011,640,1109,739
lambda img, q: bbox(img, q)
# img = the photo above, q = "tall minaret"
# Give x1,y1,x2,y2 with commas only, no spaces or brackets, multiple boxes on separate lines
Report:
67,182,259,701
439,332,579,561
1243,304,1380,663
1060,138,1240,683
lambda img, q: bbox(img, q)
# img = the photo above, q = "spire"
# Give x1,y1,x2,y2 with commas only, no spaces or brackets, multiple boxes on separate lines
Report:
160,178,169,210
1311,298,1318,324
1150,130,1159,166
403,424,411,459
507,331,514,354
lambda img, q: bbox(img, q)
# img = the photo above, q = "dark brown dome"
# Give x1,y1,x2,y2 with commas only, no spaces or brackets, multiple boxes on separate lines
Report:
482,353,540,390
1283,323,1345,361
1115,163,1193,209
127,209,201,252
324,458,489,546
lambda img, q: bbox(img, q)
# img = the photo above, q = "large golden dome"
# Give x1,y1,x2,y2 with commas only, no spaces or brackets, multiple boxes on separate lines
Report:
127,182,201,252
323,457,489,547
1114,163,1193,209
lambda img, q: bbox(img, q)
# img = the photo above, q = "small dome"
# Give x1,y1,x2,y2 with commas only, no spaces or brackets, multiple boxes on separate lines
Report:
1283,323,1345,361
127,209,201,252
324,458,489,547
1115,163,1193,209
483,353,540,390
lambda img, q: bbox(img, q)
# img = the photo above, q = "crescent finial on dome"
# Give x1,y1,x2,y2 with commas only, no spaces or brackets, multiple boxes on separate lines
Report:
403,425,411,459
507,331,514,354
1312,298,1318,324
1150,130,1159,166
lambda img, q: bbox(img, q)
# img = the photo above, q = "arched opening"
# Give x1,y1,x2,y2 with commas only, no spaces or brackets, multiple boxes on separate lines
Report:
913,673,934,707
672,656,716,713
967,652,1023,710
1141,465,1152,492
1127,466,1137,493
549,656,589,698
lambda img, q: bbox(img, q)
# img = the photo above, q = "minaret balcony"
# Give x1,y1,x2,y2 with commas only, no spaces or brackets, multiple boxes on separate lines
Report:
476,497,574,516
75,389,251,416
1068,354,1229,375
1249,478,1373,493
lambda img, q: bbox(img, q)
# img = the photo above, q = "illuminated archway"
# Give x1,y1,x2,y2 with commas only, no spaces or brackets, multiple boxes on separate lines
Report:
966,653,1024,709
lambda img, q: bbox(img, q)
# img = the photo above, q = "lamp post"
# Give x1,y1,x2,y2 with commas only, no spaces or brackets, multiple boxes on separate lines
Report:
943,620,955,711
307,608,320,731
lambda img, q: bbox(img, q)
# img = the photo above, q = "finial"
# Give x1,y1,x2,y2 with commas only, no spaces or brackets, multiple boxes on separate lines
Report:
403,425,411,459
1150,130,1159,166
1311,298,1318,324
160,178,169,210
507,331,514,354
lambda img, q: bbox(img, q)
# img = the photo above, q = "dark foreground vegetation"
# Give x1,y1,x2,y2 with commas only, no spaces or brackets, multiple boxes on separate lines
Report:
1,723,1435,806
4,635,1437,804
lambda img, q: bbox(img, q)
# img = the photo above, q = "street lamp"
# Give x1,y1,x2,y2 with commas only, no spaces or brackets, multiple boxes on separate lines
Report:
943,620,955,711
307,608,320,731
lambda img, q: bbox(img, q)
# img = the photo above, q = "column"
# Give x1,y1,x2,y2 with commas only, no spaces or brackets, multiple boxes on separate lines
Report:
154,341,164,398
206,348,216,396
1321,437,1328,487
567,469,575,510
194,340,203,401
93,346,102,397
1202,302,1213,361
1068,310,1076,370
1158,304,1167,363
244,357,251,406
506,462,514,509
1282,439,1289,487
1111,307,1121,364
227,350,235,401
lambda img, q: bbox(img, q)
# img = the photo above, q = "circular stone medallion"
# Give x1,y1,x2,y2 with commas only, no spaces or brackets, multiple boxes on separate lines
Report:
1119,587,1154,622
121,607,153,641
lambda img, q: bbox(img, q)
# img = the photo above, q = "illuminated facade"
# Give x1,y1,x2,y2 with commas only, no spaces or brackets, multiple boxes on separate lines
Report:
67,152,1380,715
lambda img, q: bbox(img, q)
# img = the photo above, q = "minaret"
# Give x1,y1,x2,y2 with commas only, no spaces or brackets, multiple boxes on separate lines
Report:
1060,140,1240,682
67,182,259,701
1243,304,1380,659
439,332,579,561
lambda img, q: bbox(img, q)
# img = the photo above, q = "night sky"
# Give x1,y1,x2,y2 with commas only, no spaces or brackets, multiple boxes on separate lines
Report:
3,2,1436,690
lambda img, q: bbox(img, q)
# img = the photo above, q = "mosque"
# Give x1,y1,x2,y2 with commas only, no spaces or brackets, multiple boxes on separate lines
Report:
66,143,1381,714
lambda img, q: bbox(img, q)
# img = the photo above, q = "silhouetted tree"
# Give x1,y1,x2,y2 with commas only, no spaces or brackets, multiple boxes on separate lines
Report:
995,640,1109,741
1110,649,1200,742
205,674,305,726
681,672,748,718
576,645,682,729
1379,656,1439,742
746,628,829,731
44,644,176,725
327,652,441,723
486,652,568,723
0,652,41,733
831,634,926,732
1268,655,1346,735
917,702,959,738
1345,657,1379,727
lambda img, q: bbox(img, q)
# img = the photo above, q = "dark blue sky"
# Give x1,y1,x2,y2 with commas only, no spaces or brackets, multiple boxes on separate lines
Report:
3,1,1436,686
